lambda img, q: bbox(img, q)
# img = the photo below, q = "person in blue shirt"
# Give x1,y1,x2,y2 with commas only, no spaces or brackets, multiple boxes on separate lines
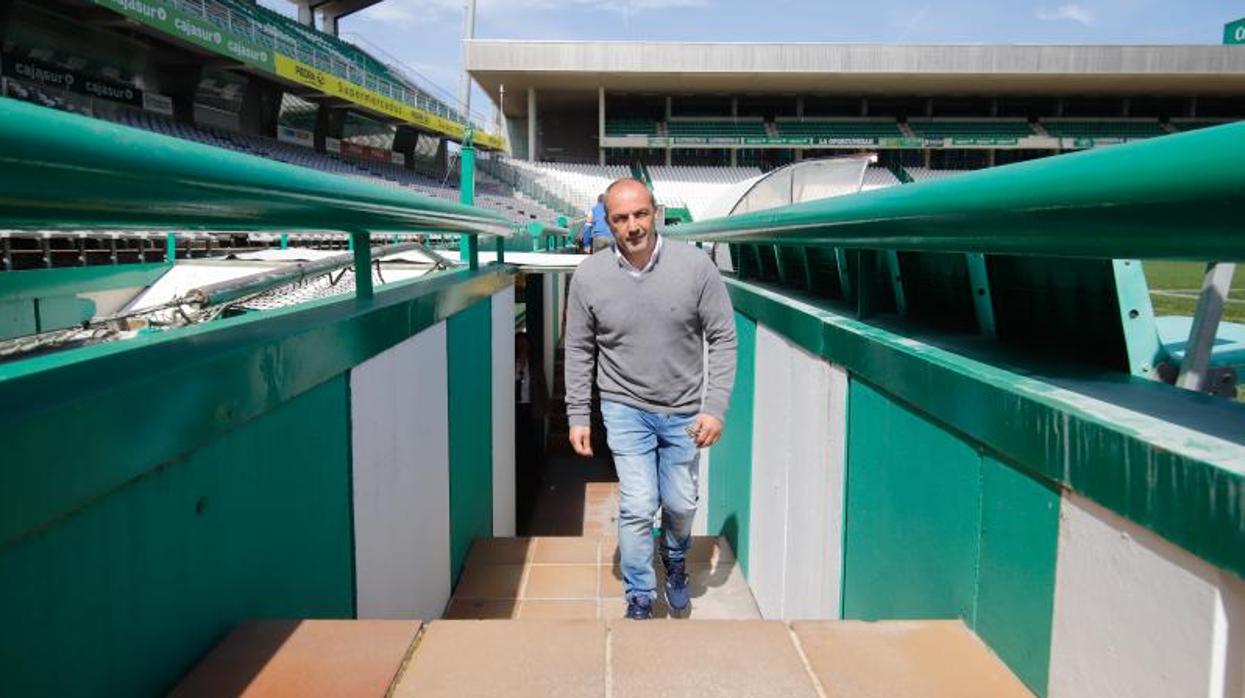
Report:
581,194,612,253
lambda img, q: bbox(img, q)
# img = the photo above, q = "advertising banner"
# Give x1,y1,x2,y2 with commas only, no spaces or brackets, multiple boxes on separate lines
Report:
325,137,342,154
93,0,275,71
341,141,392,163
1,52,145,108
1225,17,1245,44
142,91,174,116
277,125,314,148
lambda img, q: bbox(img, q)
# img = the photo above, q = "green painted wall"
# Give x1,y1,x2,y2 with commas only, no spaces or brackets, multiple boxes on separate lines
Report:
975,455,1060,696
708,311,756,574
840,380,1061,695
842,379,982,621
448,299,493,580
0,377,354,698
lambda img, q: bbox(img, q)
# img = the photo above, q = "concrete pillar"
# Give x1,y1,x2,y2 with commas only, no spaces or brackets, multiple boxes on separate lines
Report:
796,96,804,119
152,63,203,125
990,97,999,117
665,148,672,166
527,87,537,162
314,104,346,153
665,96,672,120
1189,96,1198,118
860,98,868,117
394,125,420,169
1121,97,1131,117
239,77,282,138
322,13,338,36
1055,96,1065,117
730,149,737,167
731,96,738,117
925,97,934,117
598,86,606,167
298,3,314,26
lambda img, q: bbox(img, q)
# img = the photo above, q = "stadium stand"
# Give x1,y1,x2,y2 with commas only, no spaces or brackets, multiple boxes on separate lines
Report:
665,119,767,138
862,165,902,191
1040,119,1168,139
905,167,970,183
605,119,660,136
649,165,763,220
906,119,1035,139
167,0,466,123
774,119,904,139
1170,119,1235,132
504,161,631,212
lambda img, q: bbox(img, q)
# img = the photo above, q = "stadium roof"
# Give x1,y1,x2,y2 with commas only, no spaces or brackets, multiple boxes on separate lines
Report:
466,41,1245,116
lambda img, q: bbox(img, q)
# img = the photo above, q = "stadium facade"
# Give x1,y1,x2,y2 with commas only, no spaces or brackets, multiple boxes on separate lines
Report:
467,40,1245,169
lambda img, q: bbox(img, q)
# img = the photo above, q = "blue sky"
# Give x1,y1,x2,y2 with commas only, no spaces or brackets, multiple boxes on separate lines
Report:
257,0,1243,124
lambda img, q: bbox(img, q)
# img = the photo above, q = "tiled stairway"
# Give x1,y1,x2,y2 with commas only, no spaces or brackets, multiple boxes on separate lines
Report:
174,616,1033,697
444,534,760,620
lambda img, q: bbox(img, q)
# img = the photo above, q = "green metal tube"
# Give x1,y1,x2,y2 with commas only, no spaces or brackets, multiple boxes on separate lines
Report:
459,141,478,269
0,100,513,237
664,123,1245,261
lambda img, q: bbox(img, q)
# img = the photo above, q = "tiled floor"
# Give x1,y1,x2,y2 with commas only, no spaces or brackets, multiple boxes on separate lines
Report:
444,535,760,620
175,618,1034,697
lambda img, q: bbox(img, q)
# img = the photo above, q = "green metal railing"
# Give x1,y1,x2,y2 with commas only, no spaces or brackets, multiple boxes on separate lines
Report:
0,99,512,297
664,123,1245,261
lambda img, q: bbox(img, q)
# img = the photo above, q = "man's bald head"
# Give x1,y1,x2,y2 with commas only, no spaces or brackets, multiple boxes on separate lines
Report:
603,177,656,217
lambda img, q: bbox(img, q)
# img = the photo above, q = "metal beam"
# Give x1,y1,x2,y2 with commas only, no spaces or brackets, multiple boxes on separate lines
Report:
0,100,511,237
1176,262,1236,391
662,123,1245,261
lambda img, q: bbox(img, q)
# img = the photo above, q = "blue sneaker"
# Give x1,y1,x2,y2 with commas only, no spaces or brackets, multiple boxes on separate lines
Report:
664,558,691,613
625,594,653,620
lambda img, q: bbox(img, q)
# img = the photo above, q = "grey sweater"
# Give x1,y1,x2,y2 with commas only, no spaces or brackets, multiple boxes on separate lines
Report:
564,239,737,428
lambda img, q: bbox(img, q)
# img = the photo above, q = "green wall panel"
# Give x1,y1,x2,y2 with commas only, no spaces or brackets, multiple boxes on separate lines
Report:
0,267,512,552
708,311,756,574
0,377,354,698
975,455,1060,697
842,379,982,621
448,299,493,580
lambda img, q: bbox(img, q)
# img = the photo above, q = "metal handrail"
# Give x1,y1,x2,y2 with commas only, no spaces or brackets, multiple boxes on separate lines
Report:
0,99,512,237
663,123,1245,261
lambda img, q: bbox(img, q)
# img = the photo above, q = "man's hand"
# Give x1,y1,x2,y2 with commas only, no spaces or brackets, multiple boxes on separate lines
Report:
688,414,724,448
569,425,593,457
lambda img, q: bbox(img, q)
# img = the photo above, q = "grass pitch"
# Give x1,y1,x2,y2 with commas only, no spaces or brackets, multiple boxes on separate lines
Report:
1143,261,1245,323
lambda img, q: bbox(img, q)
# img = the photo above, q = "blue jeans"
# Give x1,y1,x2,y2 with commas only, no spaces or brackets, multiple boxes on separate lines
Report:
601,400,699,602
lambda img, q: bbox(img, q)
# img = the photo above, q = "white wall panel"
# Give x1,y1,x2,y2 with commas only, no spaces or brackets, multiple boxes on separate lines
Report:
747,325,847,620
350,322,452,620
1049,493,1245,698
781,352,846,620
748,324,791,619
542,273,557,399
491,286,516,536
693,446,709,535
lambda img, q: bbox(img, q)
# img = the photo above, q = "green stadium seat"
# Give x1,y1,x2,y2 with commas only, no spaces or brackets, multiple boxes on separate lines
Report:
666,120,767,138
605,119,659,136
1041,120,1167,139
773,120,902,139
906,120,1033,139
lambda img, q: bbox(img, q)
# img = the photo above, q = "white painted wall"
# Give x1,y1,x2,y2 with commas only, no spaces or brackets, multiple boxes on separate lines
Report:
1049,493,1245,698
491,286,516,536
747,325,848,620
542,273,557,399
693,446,710,535
349,322,452,620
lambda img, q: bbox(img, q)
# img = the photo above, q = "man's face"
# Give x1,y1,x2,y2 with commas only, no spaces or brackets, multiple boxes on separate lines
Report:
605,181,656,258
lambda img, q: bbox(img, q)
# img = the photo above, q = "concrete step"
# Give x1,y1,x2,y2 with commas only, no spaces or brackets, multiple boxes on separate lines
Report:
169,620,420,698
445,535,756,621
171,617,1032,697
